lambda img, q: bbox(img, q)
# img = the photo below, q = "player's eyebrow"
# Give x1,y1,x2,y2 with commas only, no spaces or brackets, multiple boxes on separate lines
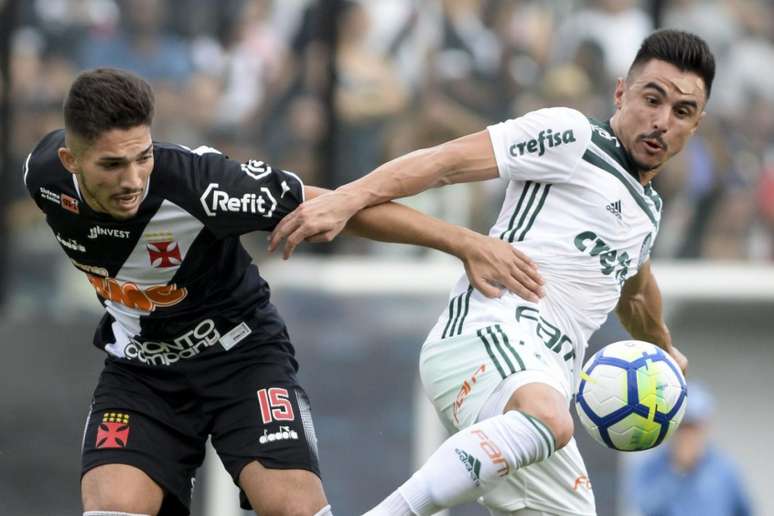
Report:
643,82,699,111
97,143,154,164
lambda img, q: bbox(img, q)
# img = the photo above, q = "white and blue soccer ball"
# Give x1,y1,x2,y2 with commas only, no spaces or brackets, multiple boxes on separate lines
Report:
575,340,687,452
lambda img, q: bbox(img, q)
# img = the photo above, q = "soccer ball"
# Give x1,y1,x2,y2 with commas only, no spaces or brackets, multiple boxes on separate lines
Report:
575,340,687,451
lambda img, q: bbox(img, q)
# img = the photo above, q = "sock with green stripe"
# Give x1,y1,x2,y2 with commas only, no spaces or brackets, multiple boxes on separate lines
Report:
363,411,556,516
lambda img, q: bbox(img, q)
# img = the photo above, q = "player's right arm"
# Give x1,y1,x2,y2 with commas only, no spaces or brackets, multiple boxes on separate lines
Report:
269,107,590,257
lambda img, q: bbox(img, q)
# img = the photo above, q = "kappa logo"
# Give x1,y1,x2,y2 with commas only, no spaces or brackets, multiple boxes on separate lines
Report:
606,200,623,221
200,183,277,218
96,412,130,449
88,226,131,239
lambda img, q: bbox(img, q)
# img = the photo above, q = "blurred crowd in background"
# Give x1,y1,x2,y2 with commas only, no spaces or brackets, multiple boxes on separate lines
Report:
5,0,774,314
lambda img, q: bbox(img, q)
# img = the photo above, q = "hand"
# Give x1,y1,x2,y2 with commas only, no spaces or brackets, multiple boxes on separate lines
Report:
668,345,688,376
268,190,360,259
461,234,544,300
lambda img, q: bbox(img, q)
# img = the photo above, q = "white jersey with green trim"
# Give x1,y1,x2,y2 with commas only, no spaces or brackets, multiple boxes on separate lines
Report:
427,107,662,389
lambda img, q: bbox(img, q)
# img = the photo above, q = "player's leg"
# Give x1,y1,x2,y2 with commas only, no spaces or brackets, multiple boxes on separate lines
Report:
365,325,572,516
238,460,330,515
206,340,330,515
82,359,209,516
81,464,163,515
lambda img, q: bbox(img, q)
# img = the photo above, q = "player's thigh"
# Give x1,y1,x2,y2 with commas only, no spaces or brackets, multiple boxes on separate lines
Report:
83,366,208,516
481,438,596,516
207,353,323,512
239,460,327,515
419,323,568,432
82,463,163,514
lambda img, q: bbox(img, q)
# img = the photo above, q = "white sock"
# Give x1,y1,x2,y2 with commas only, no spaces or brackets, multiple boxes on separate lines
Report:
313,504,333,515
365,411,556,516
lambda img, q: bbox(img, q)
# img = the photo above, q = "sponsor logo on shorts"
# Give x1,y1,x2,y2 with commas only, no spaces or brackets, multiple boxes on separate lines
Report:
259,425,299,445
124,319,221,366
471,428,509,477
88,226,131,239
61,193,79,214
96,412,130,449
85,273,187,312
452,364,487,425
573,475,592,491
199,183,277,218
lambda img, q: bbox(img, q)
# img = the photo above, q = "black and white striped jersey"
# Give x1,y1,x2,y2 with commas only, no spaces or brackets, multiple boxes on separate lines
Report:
24,129,305,366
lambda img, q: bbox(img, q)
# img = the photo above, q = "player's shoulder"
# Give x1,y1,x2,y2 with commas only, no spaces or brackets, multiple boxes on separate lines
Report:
24,129,77,198
523,106,593,139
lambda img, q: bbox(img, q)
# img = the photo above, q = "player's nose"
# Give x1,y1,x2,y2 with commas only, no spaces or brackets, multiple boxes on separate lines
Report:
120,162,146,191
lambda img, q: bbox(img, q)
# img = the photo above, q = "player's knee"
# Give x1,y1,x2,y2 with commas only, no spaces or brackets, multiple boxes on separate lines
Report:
538,409,573,449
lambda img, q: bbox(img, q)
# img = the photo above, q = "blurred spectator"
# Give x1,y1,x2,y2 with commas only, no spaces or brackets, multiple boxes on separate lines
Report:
553,0,652,78
333,0,408,185
77,0,192,85
628,383,754,516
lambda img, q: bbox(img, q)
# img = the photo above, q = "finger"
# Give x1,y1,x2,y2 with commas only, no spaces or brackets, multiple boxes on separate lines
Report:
470,275,500,299
269,214,302,252
512,249,543,284
282,231,307,260
511,268,545,298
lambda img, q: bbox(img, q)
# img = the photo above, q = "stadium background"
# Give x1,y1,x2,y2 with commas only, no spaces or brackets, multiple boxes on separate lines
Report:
0,0,772,515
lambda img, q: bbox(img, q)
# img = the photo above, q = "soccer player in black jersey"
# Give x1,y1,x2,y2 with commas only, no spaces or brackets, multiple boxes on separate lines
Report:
23,68,543,516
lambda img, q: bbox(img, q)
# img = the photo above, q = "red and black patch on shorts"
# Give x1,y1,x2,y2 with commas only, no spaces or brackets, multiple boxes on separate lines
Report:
96,412,131,449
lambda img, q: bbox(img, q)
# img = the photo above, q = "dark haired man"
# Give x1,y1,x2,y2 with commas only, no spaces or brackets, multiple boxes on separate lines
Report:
270,29,715,515
23,68,543,516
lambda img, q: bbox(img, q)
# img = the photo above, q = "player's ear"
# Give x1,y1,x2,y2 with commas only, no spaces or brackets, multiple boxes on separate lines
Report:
613,78,626,110
58,146,79,175
690,110,706,136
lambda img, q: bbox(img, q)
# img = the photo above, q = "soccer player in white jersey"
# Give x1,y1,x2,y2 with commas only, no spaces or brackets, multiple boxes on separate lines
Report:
271,29,714,515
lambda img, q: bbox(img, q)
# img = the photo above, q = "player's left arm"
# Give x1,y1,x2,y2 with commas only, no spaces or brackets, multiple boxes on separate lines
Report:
616,260,687,373
302,186,543,301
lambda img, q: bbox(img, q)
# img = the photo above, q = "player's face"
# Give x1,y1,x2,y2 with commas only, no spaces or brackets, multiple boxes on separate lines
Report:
613,59,706,175
61,125,153,220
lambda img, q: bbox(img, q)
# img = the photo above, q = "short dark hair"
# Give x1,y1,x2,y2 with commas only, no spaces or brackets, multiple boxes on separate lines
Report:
628,29,716,101
63,68,155,145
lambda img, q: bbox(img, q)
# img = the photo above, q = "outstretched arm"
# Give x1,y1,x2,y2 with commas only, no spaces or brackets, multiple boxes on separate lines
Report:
298,186,543,300
615,260,687,373
269,130,498,257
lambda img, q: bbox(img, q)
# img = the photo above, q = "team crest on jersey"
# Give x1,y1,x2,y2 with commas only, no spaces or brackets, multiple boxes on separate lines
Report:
147,240,182,268
241,160,272,180
96,412,130,449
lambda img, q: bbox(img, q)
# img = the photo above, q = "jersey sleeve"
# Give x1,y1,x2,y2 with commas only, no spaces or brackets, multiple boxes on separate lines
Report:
174,146,305,238
487,107,592,183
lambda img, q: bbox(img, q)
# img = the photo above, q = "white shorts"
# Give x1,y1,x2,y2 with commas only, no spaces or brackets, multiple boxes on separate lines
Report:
419,323,596,516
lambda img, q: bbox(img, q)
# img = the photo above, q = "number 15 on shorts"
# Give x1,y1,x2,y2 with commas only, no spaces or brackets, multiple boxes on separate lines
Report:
257,387,295,424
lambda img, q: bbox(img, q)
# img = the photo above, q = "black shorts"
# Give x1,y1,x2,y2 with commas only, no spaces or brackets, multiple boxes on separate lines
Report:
81,336,320,515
